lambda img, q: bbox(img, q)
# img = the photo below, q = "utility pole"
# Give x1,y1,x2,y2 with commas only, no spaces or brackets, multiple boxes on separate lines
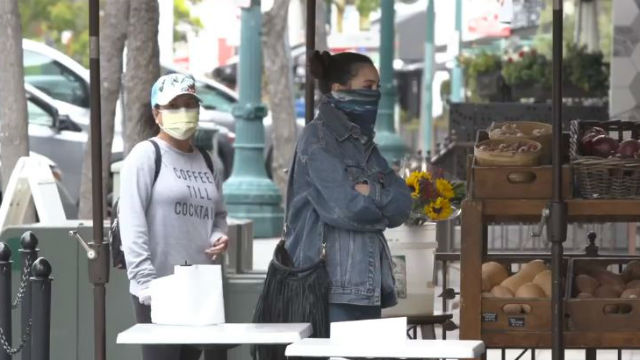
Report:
376,0,407,163
224,0,284,238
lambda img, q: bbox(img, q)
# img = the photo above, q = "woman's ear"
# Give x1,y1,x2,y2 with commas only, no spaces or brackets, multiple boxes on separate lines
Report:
331,82,349,92
153,108,162,125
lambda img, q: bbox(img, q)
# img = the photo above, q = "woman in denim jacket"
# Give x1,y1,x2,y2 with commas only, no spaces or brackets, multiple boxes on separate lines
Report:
285,51,412,322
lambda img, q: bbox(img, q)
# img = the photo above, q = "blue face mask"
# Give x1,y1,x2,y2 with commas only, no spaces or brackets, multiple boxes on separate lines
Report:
326,89,381,140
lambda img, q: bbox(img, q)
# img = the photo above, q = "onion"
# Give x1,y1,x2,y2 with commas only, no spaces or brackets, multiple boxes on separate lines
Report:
618,139,640,158
592,135,619,158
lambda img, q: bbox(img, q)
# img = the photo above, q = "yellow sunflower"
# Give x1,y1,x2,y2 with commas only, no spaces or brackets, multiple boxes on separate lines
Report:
424,197,453,221
406,171,422,198
436,178,455,199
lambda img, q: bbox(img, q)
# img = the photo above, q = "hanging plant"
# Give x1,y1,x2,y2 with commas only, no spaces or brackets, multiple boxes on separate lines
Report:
564,43,609,97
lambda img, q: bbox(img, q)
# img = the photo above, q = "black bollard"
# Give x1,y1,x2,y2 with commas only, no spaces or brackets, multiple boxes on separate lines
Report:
20,232,38,360
30,258,52,360
0,243,11,360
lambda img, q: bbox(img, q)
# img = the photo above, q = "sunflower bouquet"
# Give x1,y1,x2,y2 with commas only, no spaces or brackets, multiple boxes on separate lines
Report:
405,169,465,225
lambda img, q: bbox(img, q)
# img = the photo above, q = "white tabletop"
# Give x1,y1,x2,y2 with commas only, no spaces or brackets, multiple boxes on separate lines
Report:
117,323,312,345
285,338,486,359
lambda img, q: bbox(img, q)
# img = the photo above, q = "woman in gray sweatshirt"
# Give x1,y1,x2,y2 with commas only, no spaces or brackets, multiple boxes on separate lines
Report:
119,73,228,360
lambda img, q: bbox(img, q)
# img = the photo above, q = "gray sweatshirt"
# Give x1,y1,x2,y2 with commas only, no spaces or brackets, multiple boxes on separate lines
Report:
119,138,227,297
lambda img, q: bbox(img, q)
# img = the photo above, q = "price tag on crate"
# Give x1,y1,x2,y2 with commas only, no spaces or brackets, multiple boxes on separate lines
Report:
482,313,498,323
508,317,526,328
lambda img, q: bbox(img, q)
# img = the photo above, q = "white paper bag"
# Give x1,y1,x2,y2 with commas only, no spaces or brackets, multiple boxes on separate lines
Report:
150,264,226,325
330,317,407,344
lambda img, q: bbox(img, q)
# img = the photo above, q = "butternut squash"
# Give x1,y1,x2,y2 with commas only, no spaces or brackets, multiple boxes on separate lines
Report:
515,283,546,298
491,285,514,298
482,262,509,288
533,270,552,297
519,260,548,280
501,274,528,294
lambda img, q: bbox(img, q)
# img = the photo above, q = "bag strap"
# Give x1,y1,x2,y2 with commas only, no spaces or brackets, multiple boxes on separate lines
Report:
281,146,326,259
195,147,217,183
148,139,162,185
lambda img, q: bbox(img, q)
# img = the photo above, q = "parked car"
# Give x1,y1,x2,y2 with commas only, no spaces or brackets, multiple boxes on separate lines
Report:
0,83,84,218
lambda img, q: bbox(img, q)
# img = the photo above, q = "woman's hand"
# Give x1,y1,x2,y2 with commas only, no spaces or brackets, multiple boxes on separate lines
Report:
205,235,229,260
355,182,370,195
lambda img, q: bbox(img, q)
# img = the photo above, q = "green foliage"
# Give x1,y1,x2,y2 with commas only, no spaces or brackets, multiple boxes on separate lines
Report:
356,0,380,16
564,43,609,95
459,52,501,102
19,0,90,66
174,0,204,43
501,50,551,87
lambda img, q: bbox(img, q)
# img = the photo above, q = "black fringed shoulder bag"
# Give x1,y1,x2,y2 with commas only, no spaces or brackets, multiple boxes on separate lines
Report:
251,151,330,360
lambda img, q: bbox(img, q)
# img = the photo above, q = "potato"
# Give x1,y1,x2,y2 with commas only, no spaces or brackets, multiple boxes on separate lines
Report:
502,304,523,315
482,262,509,288
515,283,546,298
491,285,514,298
522,304,533,314
622,260,640,282
621,288,640,299
533,270,552,297
594,270,625,293
519,260,548,281
576,292,594,299
603,305,619,314
627,280,640,290
594,285,623,298
501,274,528,294
575,274,599,294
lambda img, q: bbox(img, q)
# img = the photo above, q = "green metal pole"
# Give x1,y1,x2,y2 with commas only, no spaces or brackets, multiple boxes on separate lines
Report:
375,0,407,164
223,0,283,238
450,0,463,102
421,0,435,153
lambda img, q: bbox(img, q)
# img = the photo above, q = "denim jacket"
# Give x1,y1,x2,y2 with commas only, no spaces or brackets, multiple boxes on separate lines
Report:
284,98,412,307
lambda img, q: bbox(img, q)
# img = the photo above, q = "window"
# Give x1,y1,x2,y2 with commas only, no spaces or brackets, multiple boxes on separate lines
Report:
23,50,89,108
195,82,236,113
27,100,55,127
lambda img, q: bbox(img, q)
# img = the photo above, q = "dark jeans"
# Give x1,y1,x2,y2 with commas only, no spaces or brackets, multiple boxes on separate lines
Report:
132,296,227,360
329,303,381,323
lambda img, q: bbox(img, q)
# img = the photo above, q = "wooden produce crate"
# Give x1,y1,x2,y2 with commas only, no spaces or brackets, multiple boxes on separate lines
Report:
471,131,572,199
566,257,640,332
481,259,560,333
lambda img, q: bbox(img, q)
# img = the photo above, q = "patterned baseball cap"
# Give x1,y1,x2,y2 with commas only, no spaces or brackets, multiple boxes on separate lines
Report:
150,73,202,108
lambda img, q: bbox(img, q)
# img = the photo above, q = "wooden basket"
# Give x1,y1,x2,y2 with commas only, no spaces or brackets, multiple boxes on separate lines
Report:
570,120,640,199
566,257,640,332
475,138,542,167
489,121,552,164
481,259,559,333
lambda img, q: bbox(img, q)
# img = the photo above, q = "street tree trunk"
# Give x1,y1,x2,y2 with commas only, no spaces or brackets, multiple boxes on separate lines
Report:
0,0,28,191
77,0,129,219
123,0,160,154
263,0,297,198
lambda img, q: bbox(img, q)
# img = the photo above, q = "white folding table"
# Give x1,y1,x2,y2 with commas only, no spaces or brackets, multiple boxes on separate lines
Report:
117,323,312,358
285,338,486,359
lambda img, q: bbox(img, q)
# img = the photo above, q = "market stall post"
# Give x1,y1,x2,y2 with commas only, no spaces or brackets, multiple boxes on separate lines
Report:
87,0,111,359
549,1,568,360
376,0,407,163
223,0,284,238
305,0,315,125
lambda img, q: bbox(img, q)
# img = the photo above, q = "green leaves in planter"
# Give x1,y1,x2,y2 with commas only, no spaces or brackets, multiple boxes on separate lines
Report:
564,43,609,96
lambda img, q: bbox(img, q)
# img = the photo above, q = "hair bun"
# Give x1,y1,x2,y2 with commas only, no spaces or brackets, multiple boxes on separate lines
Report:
309,50,332,81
